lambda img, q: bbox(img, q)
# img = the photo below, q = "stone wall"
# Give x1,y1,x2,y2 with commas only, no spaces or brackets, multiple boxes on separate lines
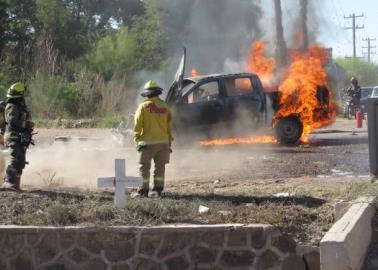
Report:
0,224,319,270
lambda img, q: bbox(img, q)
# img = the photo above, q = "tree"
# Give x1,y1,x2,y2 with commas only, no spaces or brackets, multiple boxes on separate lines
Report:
131,0,167,71
335,58,378,87
80,27,138,80
35,0,145,59
81,1,167,80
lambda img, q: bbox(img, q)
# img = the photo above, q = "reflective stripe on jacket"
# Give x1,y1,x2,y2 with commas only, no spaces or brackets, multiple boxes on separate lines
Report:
134,97,172,146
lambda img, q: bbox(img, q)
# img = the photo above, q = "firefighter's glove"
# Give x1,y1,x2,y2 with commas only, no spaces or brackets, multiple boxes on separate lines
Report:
136,145,145,152
20,131,34,147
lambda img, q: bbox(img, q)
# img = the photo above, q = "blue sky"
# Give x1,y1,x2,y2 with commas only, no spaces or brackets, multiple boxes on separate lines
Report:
261,0,378,62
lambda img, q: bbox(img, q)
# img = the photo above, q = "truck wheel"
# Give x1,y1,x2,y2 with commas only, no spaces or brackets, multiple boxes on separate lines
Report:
274,115,303,145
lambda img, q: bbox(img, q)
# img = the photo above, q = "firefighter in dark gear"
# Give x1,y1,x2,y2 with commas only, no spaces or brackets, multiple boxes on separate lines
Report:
346,77,362,106
132,80,172,198
0,101,6,145
1,83,34,190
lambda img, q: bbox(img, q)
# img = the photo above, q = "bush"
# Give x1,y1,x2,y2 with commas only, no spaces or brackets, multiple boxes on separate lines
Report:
28,72,80,118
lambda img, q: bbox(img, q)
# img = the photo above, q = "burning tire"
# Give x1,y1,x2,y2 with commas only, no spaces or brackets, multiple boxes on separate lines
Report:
274,115,303,145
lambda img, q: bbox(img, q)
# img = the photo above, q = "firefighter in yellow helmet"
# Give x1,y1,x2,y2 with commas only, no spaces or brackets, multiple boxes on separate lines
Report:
1,82,34,190
132,80,172,198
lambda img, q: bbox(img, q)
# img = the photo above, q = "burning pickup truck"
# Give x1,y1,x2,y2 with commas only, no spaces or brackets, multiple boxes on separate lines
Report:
166,71,302,145
165,48,334,145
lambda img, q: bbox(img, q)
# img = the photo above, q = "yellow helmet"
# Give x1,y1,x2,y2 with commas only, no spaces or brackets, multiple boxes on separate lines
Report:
141,80,163,97
7,82,26,98
144,80,161,90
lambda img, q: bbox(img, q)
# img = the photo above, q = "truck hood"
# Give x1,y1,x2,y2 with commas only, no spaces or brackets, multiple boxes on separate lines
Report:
166,47,186,104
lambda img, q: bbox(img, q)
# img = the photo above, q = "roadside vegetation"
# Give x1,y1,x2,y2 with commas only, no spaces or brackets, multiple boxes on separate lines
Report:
335,57,378,86
0,0,167,120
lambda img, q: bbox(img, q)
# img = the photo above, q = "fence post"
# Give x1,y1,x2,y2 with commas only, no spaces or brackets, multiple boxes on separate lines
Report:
367,98,378,177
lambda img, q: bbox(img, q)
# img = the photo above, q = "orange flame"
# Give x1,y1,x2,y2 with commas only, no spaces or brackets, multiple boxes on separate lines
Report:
274,46,337,142
191,68,199,77
200,135,277,146
199,41,336,147
247,40,276,90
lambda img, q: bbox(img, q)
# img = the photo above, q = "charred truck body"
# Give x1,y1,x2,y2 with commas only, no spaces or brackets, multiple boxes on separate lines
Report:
165,49,331,145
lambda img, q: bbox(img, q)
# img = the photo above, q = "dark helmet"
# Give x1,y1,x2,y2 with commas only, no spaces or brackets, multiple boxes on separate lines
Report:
351,77,358,85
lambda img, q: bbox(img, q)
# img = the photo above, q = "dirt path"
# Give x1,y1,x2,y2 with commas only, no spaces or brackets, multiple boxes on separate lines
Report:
20,118,369,190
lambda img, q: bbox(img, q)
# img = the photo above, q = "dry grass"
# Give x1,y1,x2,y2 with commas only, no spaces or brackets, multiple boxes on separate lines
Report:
0,179,375,245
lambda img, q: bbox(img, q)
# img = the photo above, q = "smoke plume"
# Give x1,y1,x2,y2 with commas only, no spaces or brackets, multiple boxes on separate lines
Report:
273,0,288,70
299,0,309,49
156,0,263,75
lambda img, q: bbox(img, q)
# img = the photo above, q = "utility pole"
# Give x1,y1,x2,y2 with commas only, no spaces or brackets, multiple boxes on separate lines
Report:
362,38,376,63
344,13,365,58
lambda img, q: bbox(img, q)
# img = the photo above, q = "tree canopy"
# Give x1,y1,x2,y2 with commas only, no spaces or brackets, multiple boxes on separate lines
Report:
335,58,378,87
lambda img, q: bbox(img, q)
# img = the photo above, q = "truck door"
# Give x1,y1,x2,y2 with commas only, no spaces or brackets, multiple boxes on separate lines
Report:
175,80,224,132
222,76,263,125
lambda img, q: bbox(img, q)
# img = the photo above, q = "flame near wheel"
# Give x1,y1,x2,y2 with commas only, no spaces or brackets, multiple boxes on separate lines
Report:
274,115,304,145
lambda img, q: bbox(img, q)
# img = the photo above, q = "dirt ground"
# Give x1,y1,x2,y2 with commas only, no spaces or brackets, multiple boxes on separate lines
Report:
20,118,369,188
0,117,373,246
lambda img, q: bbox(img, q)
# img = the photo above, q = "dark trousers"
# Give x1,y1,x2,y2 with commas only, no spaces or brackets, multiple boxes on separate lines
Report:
5,142,26,187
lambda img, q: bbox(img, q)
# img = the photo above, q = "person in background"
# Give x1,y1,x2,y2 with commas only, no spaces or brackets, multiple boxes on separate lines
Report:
346,77,362,106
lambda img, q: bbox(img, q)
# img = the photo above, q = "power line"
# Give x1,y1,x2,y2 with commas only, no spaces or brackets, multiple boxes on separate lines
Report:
362,38,376,63
344,13,365,58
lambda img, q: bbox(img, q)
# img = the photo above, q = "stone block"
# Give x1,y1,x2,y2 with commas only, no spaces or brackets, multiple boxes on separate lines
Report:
112,264,130,270
333,201,350,221
189,246,218,265
227,230,247,247
1,233,25,257
138,232,162,256
83,258,107,270
130,257,163,270
59,232,77,251
104,233,136,263
0,256,6,270
272,235,296,253
40,255,78,270
27,233,41,247
10,247,34,270
320,198,375,270
67,248,90,265
220,250,255,267
157,232,192,258
35,233,59,265
282,254,306,270
77,232,104,254
194,231,224,247
165,255,190,270
250,227,266,249
195,267,222,270
303,251,320,270
257,250,280,269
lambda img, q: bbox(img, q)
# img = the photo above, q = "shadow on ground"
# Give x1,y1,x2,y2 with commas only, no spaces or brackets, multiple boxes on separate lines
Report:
164,193,326,208
309,137,368,147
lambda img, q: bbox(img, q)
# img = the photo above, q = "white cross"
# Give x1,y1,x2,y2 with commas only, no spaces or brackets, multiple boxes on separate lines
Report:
97,159,142,208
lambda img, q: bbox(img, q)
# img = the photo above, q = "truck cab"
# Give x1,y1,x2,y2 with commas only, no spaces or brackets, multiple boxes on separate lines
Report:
165,49,304,144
